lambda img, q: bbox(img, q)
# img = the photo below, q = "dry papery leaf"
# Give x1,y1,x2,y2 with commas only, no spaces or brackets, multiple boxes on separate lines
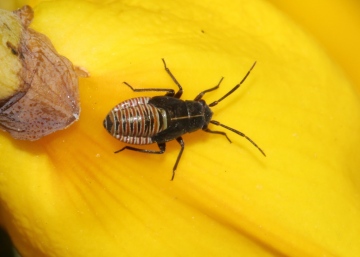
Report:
0,5,83,140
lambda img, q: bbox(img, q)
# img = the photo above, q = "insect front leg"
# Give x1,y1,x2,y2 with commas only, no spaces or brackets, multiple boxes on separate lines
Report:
208,62,257,107
194,77,224,101
209,120,266,156
203,126,232,143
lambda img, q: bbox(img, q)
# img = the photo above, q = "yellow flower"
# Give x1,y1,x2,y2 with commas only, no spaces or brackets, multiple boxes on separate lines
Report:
268,0,360,91
1,0,360,256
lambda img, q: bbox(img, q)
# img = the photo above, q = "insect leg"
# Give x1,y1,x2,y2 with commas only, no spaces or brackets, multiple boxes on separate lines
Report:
115,142,166,154
162,58,183,98
123,82,176,96
194,77,224,101
171,137,185,180
209,120,266,156
203,126,232,143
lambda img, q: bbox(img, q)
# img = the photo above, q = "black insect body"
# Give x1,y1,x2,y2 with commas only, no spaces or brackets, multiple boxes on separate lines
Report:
103,59,265,180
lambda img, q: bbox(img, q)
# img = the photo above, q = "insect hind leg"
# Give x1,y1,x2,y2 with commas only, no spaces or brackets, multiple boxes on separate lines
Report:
115,140,184,181
123,82,176,96
115,142,166,154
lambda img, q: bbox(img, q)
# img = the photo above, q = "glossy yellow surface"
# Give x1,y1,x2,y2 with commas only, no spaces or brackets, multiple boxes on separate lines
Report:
0,0,359,256
267,0,360,92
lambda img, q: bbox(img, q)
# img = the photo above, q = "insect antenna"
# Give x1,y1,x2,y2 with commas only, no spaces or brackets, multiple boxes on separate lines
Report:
209,62,256,107
206,62,264,155
210,120,266,156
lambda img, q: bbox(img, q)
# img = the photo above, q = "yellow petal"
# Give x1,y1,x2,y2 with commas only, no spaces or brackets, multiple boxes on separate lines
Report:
268,0,360,91
1,0,360,257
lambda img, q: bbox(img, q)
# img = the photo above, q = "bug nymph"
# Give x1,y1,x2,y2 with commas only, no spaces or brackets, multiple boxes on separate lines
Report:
103,59,265,180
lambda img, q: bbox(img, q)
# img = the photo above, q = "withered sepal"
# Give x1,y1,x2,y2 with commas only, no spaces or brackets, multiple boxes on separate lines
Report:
0,5,81,140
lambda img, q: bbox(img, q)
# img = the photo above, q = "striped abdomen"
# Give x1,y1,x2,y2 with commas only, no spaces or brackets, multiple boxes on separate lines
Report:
103,97,167,145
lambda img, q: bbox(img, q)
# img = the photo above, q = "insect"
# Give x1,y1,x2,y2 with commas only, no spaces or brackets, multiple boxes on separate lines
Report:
103,59,265,180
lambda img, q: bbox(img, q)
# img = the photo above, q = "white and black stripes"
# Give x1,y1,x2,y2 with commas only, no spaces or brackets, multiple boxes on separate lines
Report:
103,60,265,180
104,97,167,145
